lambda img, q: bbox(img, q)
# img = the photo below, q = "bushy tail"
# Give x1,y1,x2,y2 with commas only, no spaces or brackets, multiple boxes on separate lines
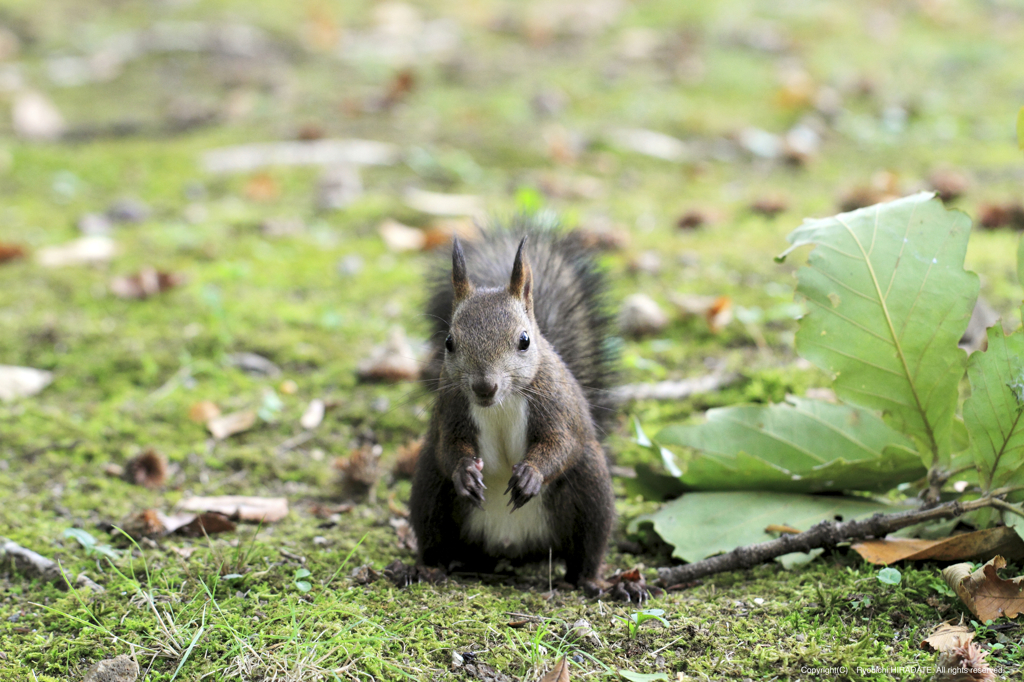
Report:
424,217,617,434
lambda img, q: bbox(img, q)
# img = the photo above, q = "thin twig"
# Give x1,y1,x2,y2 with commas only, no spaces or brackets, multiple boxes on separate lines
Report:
657,495,1021,586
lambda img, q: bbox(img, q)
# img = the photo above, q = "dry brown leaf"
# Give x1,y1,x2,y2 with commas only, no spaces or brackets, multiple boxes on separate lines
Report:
540,657,570,682
706,296,733,334
943,555,1024,622
387,492,409,518
176,512,237,537
188,400,221,423
379,219,426,252
392,437,422,479
921,622,974,653
750,196,788,218
336,443,383,499
206,410,257,439
110,268,185,299
978,202,1024,230
122,449,168,489
179,495,289,523
852,526,1024,565
422,218,481,251
357,328,419,383
308,503,354,519
0,243,26,263
390,517,417,552
935,639,996,681
244,172,279,201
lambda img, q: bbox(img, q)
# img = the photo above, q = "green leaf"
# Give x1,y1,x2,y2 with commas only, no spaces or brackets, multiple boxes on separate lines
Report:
618,672,669,682
654,396,924,493
295,568,311,579
778,193,978,469
963,326,1024,495
631,609,670,628
877,567,902,585
633,491,894,563
295,581,312,592
63,528,96,549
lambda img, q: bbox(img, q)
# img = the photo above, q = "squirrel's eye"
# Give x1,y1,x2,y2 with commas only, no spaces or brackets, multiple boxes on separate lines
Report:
518,331,530,351
445,334,455,353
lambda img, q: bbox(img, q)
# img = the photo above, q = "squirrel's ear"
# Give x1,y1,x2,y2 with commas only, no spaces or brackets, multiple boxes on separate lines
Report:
509,236,533,313
451,237,473,303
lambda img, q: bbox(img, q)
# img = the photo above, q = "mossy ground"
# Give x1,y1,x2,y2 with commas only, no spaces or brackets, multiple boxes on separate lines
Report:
2,0,1024,680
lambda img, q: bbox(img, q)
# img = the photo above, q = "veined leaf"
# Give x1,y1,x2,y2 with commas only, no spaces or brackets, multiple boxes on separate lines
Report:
963,325,1024,499
630,491,894,563
778,193,978,469
653,397,924,493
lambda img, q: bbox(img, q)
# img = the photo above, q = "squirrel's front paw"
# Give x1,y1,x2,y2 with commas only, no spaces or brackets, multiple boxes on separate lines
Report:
505,462,543,512
452,457,486,507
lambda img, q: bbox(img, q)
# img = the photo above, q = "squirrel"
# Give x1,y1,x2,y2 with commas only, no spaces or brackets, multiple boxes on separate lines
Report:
408,221,616,591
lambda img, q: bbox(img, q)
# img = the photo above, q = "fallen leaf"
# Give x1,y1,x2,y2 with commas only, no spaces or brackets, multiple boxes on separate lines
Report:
37,236,117,267
357,327,420,382
921,622,974,653
403,188,483,216
169,546,197,560
12,90,65,141
308,503,354,519
206,410,257,439
0,366,54,401
676,210,707,230
422,218,481,250
379,219,426,252
617,671,668,682
618,294,668,338
390,517,417,552
122,449,168,489
188,400,221,423
0,243,26,263
300,399,325,430
705,296,732,333
227,352,281,377
176,512,237,537
179,495,289,523
942,555,1024,622
540,657,570,682
606,128,688,162
853,527,1024,565
387,492,409,517
977,202,1024,230
392,437,422,479
335,443,383,499
110,268,184,299
935,639,995,682
928,168,970,203
750,196,788,218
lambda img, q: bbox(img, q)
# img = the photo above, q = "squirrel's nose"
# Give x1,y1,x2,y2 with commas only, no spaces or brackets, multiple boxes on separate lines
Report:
471,379,498,400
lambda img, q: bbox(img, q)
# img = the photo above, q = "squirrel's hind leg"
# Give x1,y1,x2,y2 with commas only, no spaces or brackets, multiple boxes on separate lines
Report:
553,454,615,589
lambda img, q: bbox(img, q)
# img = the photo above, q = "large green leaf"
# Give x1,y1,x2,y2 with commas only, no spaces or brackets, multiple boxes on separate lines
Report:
654,397,924,493
778,193,978,469
963,325,1024,499
631,491,894,563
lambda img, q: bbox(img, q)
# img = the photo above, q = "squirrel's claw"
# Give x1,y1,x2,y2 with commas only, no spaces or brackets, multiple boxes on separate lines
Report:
505,462,543,513
453,457,486,506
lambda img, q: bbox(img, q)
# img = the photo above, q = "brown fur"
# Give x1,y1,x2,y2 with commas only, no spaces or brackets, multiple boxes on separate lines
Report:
409,227,615,588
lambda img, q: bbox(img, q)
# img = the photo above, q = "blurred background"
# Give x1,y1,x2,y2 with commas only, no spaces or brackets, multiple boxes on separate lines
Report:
2,0,1024,483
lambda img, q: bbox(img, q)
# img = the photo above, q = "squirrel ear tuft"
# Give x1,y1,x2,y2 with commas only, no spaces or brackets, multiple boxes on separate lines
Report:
451,237,473,303
509,236,533,313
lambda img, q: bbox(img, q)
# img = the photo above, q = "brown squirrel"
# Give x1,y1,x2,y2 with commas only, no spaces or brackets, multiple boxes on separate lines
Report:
409,222,616,591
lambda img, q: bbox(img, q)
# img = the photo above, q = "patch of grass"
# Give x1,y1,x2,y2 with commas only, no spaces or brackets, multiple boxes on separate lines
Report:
3,0,1024,679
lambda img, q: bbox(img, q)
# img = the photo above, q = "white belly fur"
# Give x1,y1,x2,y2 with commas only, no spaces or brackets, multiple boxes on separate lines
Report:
465,394,552,553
